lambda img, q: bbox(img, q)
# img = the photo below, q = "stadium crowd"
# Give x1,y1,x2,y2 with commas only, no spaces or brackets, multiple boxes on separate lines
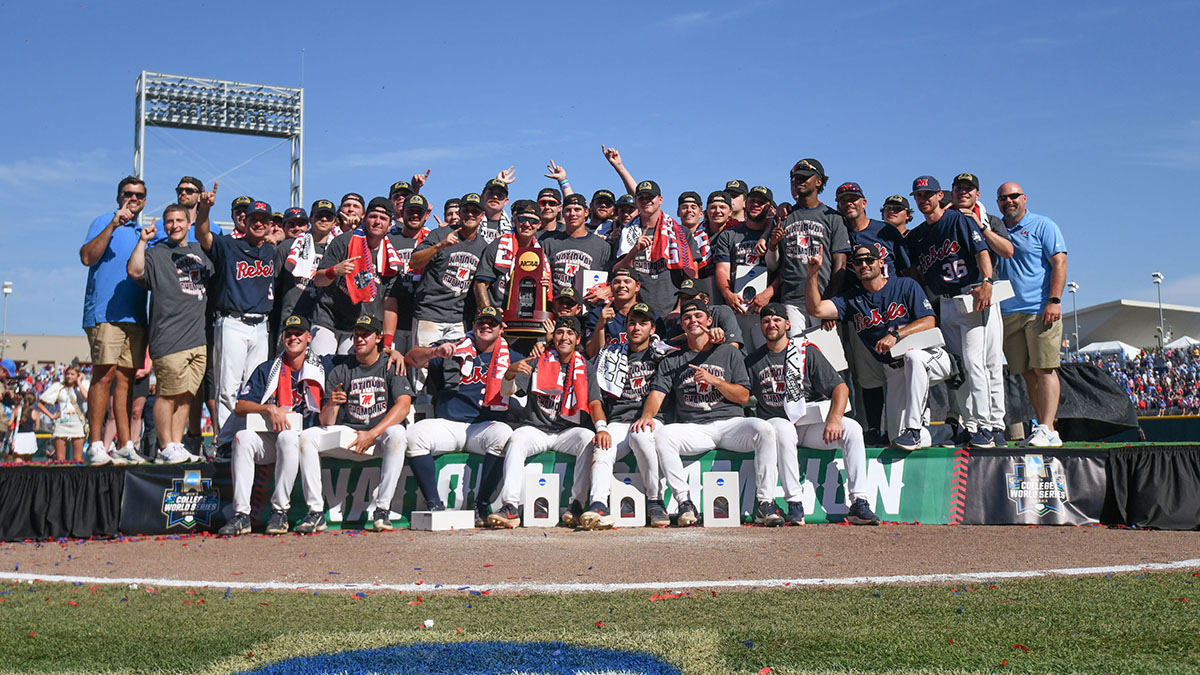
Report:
26,147,1074,530
1071,347,1200,415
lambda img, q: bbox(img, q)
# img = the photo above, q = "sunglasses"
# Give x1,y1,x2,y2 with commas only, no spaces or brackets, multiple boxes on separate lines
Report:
121,190,146,200
461,206,484,217
538,199,560,207
175,187,198,195
516,215,540,225
998,192,1024,201
850,257,879,266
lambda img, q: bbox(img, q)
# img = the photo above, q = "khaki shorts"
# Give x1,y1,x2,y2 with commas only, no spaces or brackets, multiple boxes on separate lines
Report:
1002,312,1062,374
85,322,146,369
154,345,207,396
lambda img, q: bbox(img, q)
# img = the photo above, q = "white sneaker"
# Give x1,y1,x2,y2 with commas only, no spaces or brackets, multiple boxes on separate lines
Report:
157,443,201,465
111,441,148,465
1022,425,1060,448
1045,428,1063,447
86,442,113,466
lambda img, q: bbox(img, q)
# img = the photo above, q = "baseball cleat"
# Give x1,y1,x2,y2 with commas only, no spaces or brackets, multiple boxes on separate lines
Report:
426,500,446,512
891,429,922,451
218,513,252,536
968,429,995,449
754,500,783,527
559,500,585,528
487,503,521,529
580,501,615,530
784,501,805,526
473,502,491,528
294,511,327,534
846,498,881,526
368,508,395,532
675,500,699,527
647,500,671,528
264,510,290,535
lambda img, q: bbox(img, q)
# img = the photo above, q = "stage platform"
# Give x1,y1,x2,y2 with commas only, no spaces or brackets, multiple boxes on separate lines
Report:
1,443,1197,541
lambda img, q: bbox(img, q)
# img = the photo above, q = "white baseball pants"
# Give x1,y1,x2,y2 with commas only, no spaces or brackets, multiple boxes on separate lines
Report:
768,415,867,504
213,315,268,444
297,424,408,513
885,347,953,443
231,429,300,515
656,418,776,503
941,300,1006,432
498,427,595,507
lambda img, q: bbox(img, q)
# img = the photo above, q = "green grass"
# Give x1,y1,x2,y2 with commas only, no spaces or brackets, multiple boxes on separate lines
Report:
1,573,1198,673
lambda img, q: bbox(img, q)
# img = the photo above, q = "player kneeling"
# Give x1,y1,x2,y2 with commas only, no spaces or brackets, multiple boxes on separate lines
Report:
488,316,604,529
219,315,330,536
747,303,879,527
298,315,415,532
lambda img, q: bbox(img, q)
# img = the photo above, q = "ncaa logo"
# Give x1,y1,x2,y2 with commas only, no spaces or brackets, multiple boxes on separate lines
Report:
716,477,725,487
183,470,202,490
538,477,547,487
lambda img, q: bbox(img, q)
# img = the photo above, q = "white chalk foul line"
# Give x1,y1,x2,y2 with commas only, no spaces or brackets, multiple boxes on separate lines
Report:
1,558,1199,594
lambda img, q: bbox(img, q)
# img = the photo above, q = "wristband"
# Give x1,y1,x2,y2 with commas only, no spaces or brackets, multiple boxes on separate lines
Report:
324,267,337,280
382,334,394,349
559,178,571,189
594,421,608,432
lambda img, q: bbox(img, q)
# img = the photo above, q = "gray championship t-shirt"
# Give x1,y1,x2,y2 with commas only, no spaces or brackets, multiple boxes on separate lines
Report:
138,240,213,359
315,232,397,331
413,226,491,324
540,231,613,295
711,222,770,307
650,342,750,423
745,342,843,420
323,355,415,430
611,219,700,318
509,357,599,433
776,204,851,307
663,304,743,350
386,228,425,332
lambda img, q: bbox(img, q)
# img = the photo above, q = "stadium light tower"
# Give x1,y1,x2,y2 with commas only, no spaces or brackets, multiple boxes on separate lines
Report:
1151,272,1165,350
133,71,304,208
1066,281,1079,355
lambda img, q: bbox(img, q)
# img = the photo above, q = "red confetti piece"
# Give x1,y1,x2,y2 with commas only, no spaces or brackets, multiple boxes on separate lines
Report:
595,621,605,628
416,579,424,585
247,652,254,658
758,668,772,675
185,589,196,595
183,600,192,605
408,597,423,606
1012,644,1030,653
28,632,36,638
1178,598,1190,602
259,602,269,606
711,591,717,598
481,590,490,596
483,563,493,567
457,627,463,634
68,600,78,606
948,637,955,644
1001,659,1007,667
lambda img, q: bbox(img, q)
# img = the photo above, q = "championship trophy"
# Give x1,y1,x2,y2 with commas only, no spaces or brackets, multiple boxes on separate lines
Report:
502,246,551,337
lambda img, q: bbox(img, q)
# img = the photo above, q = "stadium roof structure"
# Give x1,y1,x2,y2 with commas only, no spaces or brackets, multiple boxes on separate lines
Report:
1072,299,1200,349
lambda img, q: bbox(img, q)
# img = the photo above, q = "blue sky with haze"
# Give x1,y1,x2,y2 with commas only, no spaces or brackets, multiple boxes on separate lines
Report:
2,0,1198,336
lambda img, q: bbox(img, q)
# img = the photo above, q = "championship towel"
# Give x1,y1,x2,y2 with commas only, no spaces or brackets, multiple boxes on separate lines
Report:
783,338,809,423
285,233,319,279
616,212,698,277
533,349,590,419
345,228,402,304
452,333,511,410
595,336,677,397
262,349,325,413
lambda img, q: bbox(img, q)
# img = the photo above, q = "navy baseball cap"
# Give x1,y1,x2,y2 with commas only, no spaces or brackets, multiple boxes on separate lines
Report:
389,180,413,196
537,187,563,203
282,207,308,222
725,179,749,195
707,191,731,206
367,196,393,218
592,189,616,205
677,191,702,207
282,314,312,333
616,194,636,208
245,200,272,217
748,185,774,204
511,199,538,217
635,180,661,198
680,298,708,316
760,303,788,319
341,192,365,207
564,193,588,209
790,158,824,177
835,182,865,201
311,199,337,217
628,302,656,322
554,315,583,336
910,176,942,194
444,198,461,211
353,314,383,334
231,195,253,210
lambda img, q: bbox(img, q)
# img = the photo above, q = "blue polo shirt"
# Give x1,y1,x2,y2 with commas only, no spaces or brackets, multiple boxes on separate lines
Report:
81,212,149,328
996,212,1067,315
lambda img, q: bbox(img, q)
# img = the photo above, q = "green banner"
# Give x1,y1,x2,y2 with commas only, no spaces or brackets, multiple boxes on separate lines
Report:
256,448,956,528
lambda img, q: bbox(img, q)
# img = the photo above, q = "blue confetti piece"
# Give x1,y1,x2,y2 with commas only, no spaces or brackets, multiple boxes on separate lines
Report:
872,592,881,598
328,571,341,575
435,584,442,589
457,586,469,591
742,640,754,648
223,587,232,599
0,591,10,595
120,597,127,603
465,603,471,608
588,566,593,570
13,563,17,571
956,605,964,614
313,592,319,596
72,582,82,586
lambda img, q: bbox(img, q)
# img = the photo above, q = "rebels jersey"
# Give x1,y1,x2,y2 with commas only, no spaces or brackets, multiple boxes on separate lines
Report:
847,219,909,280
830,276,935,364
905,209,989,296
208,233,277,314
426,345,525,424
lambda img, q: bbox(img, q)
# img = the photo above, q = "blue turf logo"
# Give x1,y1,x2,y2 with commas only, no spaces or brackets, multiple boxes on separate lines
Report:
1005,454,1069,517
240,641,680,674
161,470,220,529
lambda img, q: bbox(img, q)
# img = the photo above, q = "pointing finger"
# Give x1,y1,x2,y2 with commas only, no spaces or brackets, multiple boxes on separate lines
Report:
212,180,219,193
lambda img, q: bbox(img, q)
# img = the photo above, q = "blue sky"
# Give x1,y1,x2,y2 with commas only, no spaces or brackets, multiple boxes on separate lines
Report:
2,1,1198,336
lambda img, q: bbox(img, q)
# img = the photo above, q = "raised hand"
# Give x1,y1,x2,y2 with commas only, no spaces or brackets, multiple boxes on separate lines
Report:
601,145,622,168
139,218,158,242
688,364,721,387
806,243,824,277
115,197,137,224
330,383,347,405
496,166,516,185
544,160,567,182
199,181,218,209
338,212,361,230
331,255,359,276
412,168,431,189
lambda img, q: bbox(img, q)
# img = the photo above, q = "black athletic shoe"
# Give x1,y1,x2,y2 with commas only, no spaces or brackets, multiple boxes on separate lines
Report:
754,501,783,527
560,500,585,527
580,501,615,530
294,511,327,534
426,500,446,512
264,510,289,535
218,513,252,536
846,498,881,526
487,503,521,529
675,500,699,527
647,500,670,528
474,502,491,528
991,428,1008,447
369,508,394,531
784,501,805,526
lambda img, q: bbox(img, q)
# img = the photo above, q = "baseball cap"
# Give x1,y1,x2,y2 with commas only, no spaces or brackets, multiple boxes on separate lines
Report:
272,212,284,222
592,189,616,205
353,314,383,334
245,200,272,217
616,194,636,208
634,180,661,198
311,199,337,218
511,199,538,217
835,182,865,201
444,198,461,211
389,180,413,196
366,196,393,218
475,306,502,323
881,194,911,211
707,190,731,206
537,187,563,203
628,302,656,322
952,172,980,190
759,303,788,319
231,195,253,211
677,191,702,207
910,176,942,194
341,192,365,207
178,176,204,191
849,244,879,260
405,194,429,214
724,179,749,195
0,358,16,378
554,286,579,303
563,193,588,209
461,193,483,209
611,266,638,282
748,185,775,204
554,315,583,336
790,158,824,177
482,178,509,197
282,314,312,333
283,207,308,222
674,278,704,297
680,298,708,316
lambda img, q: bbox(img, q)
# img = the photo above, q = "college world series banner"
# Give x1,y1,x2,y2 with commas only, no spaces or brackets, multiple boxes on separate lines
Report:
120,464,234,535
963,450,1108,526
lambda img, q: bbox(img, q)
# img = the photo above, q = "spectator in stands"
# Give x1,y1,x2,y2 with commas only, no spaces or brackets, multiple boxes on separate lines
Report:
78,176,151,465
37,364,88,463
